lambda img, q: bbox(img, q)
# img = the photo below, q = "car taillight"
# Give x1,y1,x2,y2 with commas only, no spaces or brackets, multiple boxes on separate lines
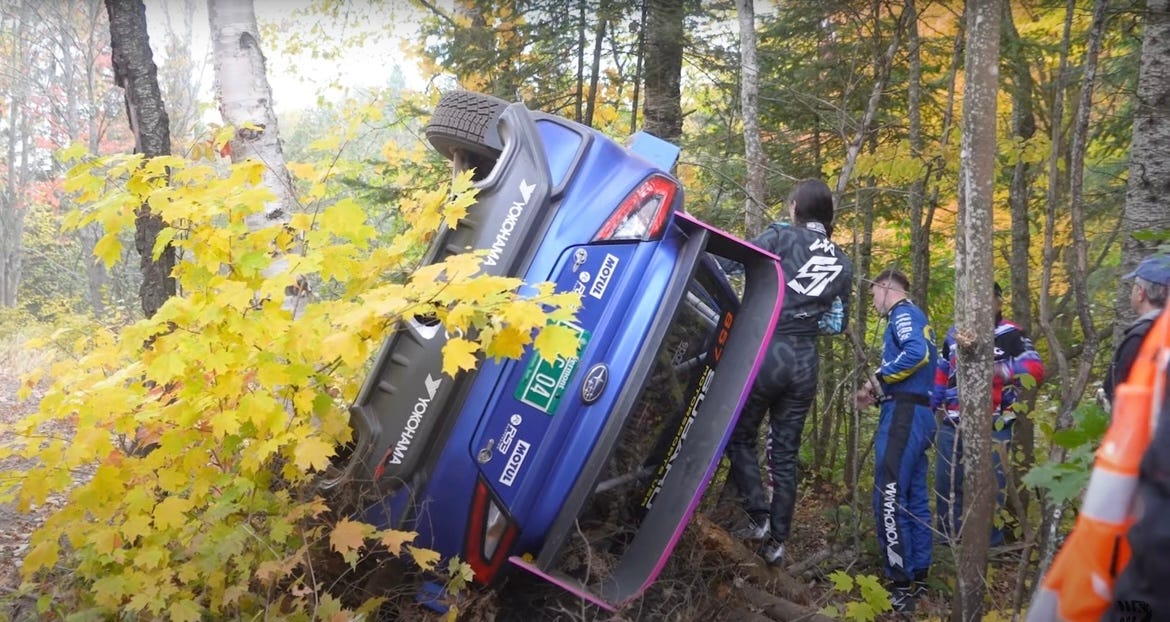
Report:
594,174,678,242
466,478,519,583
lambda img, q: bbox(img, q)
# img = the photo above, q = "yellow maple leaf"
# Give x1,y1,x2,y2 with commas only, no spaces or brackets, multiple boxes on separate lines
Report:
322,331,367,368
534,323,582,364
153,496,193,530
91,574,128,609
441,338,479,376
93,232,123,269
330,518,373,561
292,437,335,472
484,325,529,360
379,529,418,556
169,598,202,622
21,539,59,577
408,545,441,571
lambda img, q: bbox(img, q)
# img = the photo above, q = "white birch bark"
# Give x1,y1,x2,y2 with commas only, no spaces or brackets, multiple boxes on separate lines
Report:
208,0,302,314
208,0,294,230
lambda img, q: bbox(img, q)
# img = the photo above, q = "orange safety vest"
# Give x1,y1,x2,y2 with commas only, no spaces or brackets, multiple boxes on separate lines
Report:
1027,309,1170,621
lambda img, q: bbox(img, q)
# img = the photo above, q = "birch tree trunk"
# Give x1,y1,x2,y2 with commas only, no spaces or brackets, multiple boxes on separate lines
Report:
953,1,1000,619
1117,0,1170,332
208,0,302,314
642,0,684,144
736,0,767,237
0,0,32,308
106,0,176,319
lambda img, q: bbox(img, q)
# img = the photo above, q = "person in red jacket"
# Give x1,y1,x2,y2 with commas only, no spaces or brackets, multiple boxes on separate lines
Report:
931,282,1045,546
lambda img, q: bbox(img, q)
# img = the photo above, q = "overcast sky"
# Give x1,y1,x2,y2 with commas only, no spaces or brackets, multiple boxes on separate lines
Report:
143,0,426,114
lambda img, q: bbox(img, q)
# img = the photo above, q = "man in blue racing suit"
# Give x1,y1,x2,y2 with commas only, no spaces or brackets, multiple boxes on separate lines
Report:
857,268,937,613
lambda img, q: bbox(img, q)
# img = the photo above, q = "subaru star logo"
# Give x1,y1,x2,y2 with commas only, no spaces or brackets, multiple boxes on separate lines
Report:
580,363,609,405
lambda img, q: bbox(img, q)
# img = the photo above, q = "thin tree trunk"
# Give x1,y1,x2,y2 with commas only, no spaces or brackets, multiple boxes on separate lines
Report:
952,1,1001,619
642,0,684,143
0,0,32,308
575,0,585,123
629,1,646,135
1117,0,1170,332
1034,0,1111,584
832,7,906,199
1034,0,1075,583
736,0,767,237
906,0,930,305
208,0,302,315
584,0,608,127
106,0,176,319
1001,4,1040,568
846,182,875,545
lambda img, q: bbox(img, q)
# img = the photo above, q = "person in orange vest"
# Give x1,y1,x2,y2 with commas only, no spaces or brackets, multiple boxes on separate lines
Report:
1027,306,1170,621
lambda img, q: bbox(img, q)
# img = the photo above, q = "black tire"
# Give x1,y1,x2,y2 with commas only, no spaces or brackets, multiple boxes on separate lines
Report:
425,90,509,170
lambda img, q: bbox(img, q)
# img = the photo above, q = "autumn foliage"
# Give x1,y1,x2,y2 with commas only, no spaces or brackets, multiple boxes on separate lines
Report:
0,144,580,619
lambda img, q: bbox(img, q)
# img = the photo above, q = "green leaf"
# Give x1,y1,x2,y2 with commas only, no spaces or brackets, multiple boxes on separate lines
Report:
152,227,178,261
828,570,854,592
856,574,892,612
845,600,877,622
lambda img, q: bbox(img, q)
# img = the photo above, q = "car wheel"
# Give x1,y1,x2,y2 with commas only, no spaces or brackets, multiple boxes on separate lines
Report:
426,90,509,177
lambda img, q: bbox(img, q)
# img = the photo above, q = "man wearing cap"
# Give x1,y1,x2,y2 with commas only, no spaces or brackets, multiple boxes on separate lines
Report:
931,281,1045,548
1103,255,1170,406
856,268,936,613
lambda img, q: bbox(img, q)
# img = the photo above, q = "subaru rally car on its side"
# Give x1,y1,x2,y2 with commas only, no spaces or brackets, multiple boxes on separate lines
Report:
321,90,785,610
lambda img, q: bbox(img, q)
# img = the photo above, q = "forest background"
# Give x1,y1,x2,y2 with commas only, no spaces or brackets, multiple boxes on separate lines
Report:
0,0,1167,620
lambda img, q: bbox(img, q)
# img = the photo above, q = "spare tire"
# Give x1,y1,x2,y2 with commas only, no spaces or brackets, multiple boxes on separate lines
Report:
426,90,509,175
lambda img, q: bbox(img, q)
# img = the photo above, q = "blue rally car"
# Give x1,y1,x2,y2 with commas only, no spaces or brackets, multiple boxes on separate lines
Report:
322,91,785,610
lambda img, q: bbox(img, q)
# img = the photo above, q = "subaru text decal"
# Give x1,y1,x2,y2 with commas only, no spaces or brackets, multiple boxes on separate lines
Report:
589,253,619,299
642,367,714,509
384,374,443,467
484,179,537,267
499,439,531,487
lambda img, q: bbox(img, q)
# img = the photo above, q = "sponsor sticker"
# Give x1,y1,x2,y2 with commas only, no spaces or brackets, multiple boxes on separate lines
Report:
498,423,517,454
499,440,531,487
589,253,619,299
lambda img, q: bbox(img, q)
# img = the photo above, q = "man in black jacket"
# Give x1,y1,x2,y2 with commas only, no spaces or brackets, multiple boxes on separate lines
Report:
724,179,853,566
1103,255,1170,407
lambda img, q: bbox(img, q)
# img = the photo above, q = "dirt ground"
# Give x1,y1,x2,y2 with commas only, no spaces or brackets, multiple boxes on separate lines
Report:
0,369,52,595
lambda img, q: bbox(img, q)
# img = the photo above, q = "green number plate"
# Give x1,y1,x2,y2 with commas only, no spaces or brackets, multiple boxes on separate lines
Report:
515,324,590,414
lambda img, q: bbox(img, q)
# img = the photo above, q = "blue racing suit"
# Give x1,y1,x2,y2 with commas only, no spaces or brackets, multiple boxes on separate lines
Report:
872,298,937,585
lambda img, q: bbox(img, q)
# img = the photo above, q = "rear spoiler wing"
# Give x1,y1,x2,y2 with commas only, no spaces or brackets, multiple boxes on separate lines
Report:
508,211,784,610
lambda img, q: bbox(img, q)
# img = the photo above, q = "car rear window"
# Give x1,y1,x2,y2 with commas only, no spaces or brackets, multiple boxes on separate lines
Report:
556,255,740,579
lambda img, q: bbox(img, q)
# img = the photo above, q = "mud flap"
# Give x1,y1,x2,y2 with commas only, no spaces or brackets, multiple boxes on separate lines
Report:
508,211,784,610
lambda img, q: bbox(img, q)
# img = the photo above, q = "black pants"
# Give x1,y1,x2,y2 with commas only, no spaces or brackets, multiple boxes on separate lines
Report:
726,334,818,543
